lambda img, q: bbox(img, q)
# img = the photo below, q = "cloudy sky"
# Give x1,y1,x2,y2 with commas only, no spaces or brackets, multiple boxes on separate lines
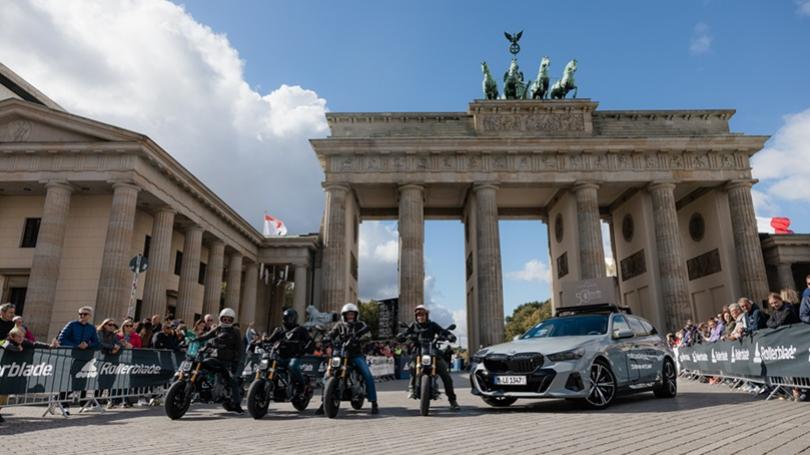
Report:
2,0,809,346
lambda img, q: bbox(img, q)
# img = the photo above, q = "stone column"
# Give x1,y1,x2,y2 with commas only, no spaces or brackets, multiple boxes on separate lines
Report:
203,239,225,317
240,262,258,328
574,182,606,279
24,181,73,338
176,225,203,323
321,183,349,313
96,181,140,320
726,180,770,302
776,263,795,292
225,251,243,311
473,183,504,346
141,206,175,319
648,182,692,331
398,184,424,318
293,263,308,317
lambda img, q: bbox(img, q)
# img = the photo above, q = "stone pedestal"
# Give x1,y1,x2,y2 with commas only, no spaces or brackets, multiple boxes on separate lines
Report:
321,184,349,313
399,184,424,318
726,180,770,302
176,225,203,323
203,240,225,317
141,207,175,319
25,181,73,338
474,183,504,346
649,182,692,331
96,181,140,320
574,182,606,279
225,252,243,311
293,264,308,317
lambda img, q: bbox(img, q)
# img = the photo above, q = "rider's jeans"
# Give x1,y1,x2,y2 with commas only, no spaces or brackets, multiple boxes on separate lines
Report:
351,356,378,402
277,358,304,391
408,356,456,402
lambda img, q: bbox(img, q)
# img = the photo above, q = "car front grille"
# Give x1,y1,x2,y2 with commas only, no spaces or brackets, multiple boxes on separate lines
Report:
473,368,556,394
483,353,544,374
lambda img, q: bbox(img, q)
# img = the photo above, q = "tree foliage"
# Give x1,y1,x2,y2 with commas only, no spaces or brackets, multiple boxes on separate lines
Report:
358,299,380,338
504,300,552,341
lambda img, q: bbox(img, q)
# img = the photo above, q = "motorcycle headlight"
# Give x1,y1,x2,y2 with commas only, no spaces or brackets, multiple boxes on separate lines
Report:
547,347,585,362
259,359,269,368
421,355,432,366
331,357,342,368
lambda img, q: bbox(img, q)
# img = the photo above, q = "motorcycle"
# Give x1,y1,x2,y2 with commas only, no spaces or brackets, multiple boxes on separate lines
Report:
164,344,238,420
321,325,370,418
246,341,314,419
399,323,456,416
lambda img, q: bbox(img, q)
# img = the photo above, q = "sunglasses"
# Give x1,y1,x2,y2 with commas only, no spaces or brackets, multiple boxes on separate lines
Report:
79,312,90,316
124,324,133,328
220,317,234,322
106,322,116,326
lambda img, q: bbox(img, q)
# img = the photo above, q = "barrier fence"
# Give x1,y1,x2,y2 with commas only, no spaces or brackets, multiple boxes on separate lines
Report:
675,324,810,400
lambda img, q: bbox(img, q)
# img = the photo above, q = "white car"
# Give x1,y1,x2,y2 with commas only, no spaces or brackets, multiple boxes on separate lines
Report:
469,304,677,409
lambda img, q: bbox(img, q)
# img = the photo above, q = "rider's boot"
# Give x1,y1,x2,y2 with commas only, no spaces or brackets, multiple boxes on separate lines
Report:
448,399,460,411
232,403,245,414
407,387,415,399
315,403,324,415
371,401,379,415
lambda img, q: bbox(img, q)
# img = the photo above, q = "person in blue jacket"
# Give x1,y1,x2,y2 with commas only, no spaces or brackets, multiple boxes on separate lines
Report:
57,306,100,349
800,274,810,324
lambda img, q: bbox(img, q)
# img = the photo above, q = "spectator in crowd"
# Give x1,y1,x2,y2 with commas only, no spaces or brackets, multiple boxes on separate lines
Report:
721,310,735,339
244,322,257,350
174,322,188,350
725,304,746,341
0,303,16,340
185,319,207,357
57,306,99,349
150,314,162,333
116,319,142,349
96,319,123,409
681,320,700,346
0,326,57,423
766,292,799,328
203,313,215,331
738,297,768,333
152,320,180,351
137,319,154,348
801,275,810,324
706,318,722,343
11,315,35,342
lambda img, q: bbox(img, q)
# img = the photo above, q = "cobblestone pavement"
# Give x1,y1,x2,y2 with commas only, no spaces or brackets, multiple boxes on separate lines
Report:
2,376,810,455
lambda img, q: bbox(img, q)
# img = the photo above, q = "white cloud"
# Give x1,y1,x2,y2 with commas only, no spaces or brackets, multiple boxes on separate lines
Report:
690,23,713,55
358,221,399,300
507,259,552,284
452,308,469,350
751,188,780,217
0,0,328,232
605,257,617,277
752,108,810,205
797,0,810,16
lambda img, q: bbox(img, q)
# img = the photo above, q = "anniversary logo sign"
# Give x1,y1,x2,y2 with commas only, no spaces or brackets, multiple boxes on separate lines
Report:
0,347,184,395
677,324,810,379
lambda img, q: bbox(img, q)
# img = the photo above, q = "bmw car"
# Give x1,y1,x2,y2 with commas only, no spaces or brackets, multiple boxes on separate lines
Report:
469,304,677,409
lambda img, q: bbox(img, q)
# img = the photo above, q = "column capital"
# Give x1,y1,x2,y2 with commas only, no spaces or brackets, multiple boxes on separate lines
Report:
40,179,74,193
322,182,351,193
573,181,600,192
398,183,425,192
154,205,176,215
472,182,499,193
109,180,141,192
185,224,204,234
647,181,677,192
724,179,758,191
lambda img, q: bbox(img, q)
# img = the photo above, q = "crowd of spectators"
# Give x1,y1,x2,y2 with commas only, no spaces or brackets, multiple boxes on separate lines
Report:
668,276,810,401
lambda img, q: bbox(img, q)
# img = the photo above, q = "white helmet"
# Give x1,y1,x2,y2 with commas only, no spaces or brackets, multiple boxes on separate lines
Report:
341,303,359,322
219,308,236,327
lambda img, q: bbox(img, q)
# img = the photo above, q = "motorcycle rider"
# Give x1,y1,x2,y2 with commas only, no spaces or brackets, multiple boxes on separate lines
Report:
266,308,313,398
195,308,244,413
398,305,460,411
316,303,379,415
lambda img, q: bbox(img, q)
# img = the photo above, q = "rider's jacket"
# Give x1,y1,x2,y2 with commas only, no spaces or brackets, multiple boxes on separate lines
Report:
267,325,312,358
398,321,455,355
197,326,243,362
325,321,370,358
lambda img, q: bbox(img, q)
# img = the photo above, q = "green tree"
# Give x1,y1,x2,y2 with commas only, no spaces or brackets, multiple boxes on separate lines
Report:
504,300,552,341
358,299,380,338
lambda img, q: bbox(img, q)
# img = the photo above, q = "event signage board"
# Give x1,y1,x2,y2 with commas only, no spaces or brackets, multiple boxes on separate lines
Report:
377,298,399,339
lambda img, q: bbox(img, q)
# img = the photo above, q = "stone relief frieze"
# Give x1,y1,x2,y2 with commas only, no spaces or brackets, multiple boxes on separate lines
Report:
0,120,33,142
479,112,586,134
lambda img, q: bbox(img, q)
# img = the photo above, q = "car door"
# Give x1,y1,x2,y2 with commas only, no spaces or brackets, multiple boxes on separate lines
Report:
606,314,638,384
626,316,657,382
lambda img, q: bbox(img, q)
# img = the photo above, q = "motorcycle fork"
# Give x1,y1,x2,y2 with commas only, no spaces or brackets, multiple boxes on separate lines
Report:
341,357,349,380
190,363,202,384
416,355,422,376
432,356,437,376
268,360,278,380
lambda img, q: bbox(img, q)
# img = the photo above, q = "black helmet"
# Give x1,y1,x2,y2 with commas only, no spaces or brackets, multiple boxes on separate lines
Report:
282,309,298,329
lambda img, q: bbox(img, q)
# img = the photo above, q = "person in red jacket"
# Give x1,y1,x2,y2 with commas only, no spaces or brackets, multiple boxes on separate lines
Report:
116,319,142,348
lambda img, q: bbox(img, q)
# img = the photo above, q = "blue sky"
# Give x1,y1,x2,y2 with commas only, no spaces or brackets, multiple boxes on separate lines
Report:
2,1,809,335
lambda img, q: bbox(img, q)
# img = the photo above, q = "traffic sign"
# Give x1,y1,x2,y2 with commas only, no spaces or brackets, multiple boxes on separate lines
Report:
129,254,149,273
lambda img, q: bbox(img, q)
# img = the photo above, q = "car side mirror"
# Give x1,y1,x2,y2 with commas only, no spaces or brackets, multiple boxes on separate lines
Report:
447,324,456,331
613,329,634,339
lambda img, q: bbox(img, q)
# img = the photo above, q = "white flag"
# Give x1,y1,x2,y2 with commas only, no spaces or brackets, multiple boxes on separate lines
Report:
756,216,793,234
263,214,288,237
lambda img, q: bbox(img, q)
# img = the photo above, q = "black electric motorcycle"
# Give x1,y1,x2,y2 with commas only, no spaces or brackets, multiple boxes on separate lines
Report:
322,326,370,418
246,340,314,419
164,344,238,420
399,323,456,416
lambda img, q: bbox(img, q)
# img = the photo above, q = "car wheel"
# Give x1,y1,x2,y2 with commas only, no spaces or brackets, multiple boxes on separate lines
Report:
582,359,616,409
653,358,677,398
482,396,517,408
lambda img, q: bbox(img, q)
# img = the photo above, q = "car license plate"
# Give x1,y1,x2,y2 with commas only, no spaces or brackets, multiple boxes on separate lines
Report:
494,375,527,385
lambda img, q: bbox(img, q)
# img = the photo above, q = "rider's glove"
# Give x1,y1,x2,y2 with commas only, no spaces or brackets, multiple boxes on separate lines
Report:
448,334,457,343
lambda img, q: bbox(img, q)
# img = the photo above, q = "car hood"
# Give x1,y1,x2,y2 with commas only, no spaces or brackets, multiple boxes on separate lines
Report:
480,335,603,356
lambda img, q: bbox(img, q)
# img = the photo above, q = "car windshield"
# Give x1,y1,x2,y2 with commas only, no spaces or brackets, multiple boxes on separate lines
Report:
522,314,609,338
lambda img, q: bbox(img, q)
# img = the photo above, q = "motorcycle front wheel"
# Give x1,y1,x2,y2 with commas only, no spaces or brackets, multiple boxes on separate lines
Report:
323,376,341,418
419,375,431,416
247,380,271,419
164,380,191,420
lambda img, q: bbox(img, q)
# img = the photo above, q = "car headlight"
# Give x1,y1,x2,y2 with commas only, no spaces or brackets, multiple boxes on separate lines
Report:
547,347,585,362
471,349,489,363
330,357,342,368
421,355,432,366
